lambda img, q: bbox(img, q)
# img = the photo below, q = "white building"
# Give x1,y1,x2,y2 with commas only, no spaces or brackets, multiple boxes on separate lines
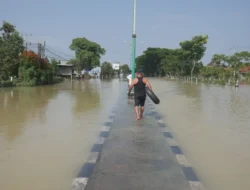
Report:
112,62,120,70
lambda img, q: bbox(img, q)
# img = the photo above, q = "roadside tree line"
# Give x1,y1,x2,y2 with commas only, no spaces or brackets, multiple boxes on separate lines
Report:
0,21,62,87
136,35,250,85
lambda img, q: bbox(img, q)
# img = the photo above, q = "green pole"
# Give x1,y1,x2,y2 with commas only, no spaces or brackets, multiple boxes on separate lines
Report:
131,0,137,79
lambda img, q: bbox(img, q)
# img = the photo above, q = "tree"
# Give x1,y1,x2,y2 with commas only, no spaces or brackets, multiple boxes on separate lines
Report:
67,58,81,76
235,51,250,63
50,58,60,75
211,54,227,67
100,62,114,78
179,35,208,80
136,48,174,76
135,35,208,78
160,54,181,76
215,51,250,81
18,50,54,85
69,37,105,74
120,64,131,76
0,21,24,80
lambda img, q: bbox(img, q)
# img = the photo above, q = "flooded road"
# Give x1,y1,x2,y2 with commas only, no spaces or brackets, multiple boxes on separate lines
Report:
0,79,121,190
150,78,250,190
1,78,250,190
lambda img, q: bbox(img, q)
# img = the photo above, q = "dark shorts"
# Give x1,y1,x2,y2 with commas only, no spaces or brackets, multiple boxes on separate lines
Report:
134,95,146,107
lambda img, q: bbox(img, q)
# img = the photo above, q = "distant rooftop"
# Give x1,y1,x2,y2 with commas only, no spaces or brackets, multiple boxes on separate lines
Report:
239,66,250,73
58,60,68,65
57,60,73,66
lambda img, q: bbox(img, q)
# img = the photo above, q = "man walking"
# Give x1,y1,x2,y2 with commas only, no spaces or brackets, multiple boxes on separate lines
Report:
128,69,152,120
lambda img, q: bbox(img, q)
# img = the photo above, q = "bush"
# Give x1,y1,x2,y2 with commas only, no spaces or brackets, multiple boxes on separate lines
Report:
16,79,37,87
53,76,64,84
0,80,15,87
1,50,64,88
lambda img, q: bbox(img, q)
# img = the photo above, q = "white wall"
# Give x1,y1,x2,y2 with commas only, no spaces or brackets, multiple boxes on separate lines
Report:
112,63,120,70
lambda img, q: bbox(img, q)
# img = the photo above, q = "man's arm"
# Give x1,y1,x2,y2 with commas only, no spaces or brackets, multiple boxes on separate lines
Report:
129,78,137,92
143,78,152,90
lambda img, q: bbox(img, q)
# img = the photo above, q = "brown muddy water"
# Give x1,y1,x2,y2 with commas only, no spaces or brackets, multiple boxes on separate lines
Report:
150,78,250,190
1,77,250,190
0,79,121,190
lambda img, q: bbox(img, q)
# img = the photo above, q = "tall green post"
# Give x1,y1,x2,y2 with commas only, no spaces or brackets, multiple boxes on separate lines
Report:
131,0,137,79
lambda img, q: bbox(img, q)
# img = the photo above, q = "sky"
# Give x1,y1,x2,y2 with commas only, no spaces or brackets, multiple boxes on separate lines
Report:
1,0,250,66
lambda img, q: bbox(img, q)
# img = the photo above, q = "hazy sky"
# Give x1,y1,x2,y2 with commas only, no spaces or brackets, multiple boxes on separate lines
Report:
1,0,250,66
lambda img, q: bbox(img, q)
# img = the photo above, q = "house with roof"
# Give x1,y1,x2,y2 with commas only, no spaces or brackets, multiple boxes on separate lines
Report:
57,60,73,77
207,61,227,68
239,66,250,80
239,66,250,74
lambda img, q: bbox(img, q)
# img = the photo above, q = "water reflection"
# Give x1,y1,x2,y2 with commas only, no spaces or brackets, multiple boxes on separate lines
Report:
0,87,58,141
0,79,121,190
178,81,202,99
71,80,100,115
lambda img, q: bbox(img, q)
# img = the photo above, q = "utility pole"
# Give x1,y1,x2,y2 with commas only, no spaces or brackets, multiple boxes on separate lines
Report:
22,33,32,50
124,40,144,70
230,47,236,78
42,41,46,58
131,0,137,79
38,43,42,57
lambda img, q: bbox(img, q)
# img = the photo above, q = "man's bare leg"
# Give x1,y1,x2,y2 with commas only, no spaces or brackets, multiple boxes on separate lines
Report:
140,106,145,118
135,106,140,120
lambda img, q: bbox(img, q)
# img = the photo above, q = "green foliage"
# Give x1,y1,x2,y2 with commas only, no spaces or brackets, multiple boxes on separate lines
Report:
0,80,15,87
160,54,181,76
120,64,131,76
0,21,63,87
200,67,228,78
136,48,173,76
179,35,208,62
100,62,114,78
50,58,59,75
0,21,24,80
136,35,208,77
69,37,106,74
135,33,250,85
211,54,227,66
17,50,56,85
179,35,208,78
200,51,250,83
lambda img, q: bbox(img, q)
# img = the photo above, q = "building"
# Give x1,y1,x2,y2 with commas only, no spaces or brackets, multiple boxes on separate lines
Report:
207,62,227,68
57,61,73,77
239,66,250,79
239,66,250,74
207,62,216,67
111,62,120,70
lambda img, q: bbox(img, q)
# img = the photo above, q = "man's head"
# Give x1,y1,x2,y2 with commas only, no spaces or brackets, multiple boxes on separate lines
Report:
136,68,143,77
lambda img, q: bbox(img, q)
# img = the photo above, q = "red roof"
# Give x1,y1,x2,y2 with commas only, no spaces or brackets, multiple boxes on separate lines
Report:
239,66,250,73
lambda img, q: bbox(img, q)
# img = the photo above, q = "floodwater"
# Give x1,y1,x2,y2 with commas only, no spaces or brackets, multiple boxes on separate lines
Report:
150,78,250,190
0,79,121,190
1,78,250,190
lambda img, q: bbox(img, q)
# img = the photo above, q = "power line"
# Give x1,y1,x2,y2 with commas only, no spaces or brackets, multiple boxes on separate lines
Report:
45,47,69,61
28,42,74,59
25,40,76,62
45,45,75,58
